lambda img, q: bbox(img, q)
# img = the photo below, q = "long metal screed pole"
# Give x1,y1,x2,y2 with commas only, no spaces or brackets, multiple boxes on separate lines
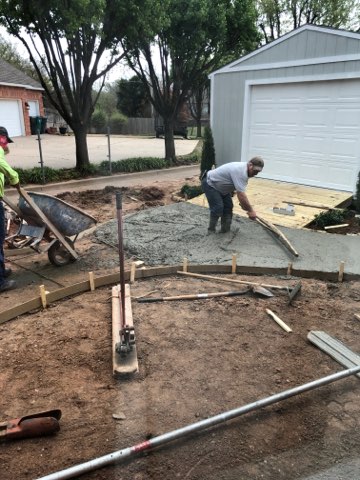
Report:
36,365,360,480
116,191,126,330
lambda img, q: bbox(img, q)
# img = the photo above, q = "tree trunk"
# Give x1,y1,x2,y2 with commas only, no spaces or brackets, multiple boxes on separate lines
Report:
163,117,176,164
74,126,91,171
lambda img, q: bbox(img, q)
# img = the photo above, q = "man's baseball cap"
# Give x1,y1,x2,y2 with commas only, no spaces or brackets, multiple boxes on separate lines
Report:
0,126,13,143
249,156,264,172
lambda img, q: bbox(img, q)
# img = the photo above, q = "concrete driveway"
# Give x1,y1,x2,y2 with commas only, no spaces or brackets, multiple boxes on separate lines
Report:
7,134,199,170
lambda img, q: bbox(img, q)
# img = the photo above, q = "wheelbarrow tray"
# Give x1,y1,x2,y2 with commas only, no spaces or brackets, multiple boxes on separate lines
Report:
18,192,97,237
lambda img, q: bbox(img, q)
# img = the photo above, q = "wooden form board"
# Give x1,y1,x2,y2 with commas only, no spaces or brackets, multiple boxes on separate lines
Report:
308,331,360,378
2,265,360,326
189,178,351,229
112,284,139,376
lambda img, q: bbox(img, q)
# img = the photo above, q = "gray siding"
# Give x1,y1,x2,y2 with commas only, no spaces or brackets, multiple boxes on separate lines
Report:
229,29,360,69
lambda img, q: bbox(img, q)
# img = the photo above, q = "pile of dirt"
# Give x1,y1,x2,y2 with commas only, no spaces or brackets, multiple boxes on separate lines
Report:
55,179,200,225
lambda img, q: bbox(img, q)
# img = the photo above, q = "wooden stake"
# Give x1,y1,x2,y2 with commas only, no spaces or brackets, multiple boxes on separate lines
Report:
232,254,237,274
39,285,47,308
266,309,292,333
354,313,360,321
324,224,349,230
183,257,188,272
130,262,136,284
287,262,292,276
338,261,345,282
88,271,95,291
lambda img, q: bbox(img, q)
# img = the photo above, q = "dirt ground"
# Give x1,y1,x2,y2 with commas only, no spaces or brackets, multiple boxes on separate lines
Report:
1,179,360,480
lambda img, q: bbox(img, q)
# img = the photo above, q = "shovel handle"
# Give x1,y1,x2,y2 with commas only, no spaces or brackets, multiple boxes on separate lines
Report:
138,290,250,302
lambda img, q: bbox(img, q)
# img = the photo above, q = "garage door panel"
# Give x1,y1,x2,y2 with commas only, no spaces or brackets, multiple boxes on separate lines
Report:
303,108,329,128
246,79,360,191
0,100,23,137
331,136,359,156
251,107,274,126
334,108,360,130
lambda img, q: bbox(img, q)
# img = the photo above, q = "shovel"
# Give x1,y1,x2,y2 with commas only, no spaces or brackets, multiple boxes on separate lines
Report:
138,285,273,303
252,285,274,298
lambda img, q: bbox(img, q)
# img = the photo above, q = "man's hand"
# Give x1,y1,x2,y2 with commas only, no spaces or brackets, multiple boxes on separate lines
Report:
247,210,257,220
12,182,21,193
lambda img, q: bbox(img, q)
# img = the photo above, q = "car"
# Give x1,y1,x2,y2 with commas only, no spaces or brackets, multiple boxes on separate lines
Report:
155,124,188,139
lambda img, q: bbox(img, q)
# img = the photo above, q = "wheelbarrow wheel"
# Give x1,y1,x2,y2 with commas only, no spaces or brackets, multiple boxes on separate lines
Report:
48,238,77,266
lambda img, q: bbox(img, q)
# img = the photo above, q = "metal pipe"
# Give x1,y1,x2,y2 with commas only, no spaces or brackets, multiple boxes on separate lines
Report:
36,130,45,184
36,365,360,480
106,126,112,174
116,192,125,329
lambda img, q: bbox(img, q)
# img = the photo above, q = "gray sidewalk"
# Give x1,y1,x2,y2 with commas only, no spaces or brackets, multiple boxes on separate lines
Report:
4,164,200,198
8,134,199,169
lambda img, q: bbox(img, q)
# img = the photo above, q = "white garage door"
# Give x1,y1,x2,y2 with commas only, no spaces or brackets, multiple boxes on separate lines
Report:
245,79,360,192
0,99,23,137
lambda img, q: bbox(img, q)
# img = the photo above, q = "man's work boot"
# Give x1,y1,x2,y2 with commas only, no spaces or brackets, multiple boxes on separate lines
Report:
208,214,219,234
0,279,17,292
220,214,232,233
4,268,12,277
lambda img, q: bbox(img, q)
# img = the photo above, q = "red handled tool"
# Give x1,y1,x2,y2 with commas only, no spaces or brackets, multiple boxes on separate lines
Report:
0,409,61,441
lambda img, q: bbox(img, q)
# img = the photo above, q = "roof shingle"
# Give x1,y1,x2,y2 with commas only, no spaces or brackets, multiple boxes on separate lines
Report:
0,57,43,90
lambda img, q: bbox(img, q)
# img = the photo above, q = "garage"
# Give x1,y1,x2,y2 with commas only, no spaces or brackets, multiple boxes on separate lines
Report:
243,78,360,191
210,24,360,193
0,99,24,137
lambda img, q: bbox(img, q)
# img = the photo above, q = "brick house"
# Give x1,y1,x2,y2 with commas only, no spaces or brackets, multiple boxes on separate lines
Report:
0,57,44,138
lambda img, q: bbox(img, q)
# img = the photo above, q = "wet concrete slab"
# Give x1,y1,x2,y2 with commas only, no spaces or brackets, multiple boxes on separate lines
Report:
95,202,360,276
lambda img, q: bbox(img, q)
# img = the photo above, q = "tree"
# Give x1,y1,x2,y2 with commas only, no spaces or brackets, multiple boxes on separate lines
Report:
258,0,356,43
93,82,119,122
122,0,259,163
188,75,210,138
0,34,40,81
200,126,216,177
0,0,145,171
117,76,151,117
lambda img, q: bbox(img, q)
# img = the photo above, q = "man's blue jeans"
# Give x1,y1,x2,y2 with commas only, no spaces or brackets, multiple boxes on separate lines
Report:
201,177,233,217
0,202,6,286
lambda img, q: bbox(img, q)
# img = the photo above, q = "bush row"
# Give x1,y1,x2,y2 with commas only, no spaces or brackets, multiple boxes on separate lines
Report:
11,148,201,186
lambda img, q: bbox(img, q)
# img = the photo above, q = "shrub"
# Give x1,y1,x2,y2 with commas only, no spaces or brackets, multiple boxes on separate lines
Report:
355,170,360,213
99,157,168,173
109,112,128,134
313,209,347,228
200,126,215,177
91,109,107,133
180,183,203,199
16,167,61,184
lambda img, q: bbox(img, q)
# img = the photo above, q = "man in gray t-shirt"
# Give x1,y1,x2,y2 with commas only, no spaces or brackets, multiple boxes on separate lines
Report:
201,156,264,233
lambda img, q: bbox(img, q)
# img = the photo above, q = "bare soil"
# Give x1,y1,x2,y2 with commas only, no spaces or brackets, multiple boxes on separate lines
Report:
1,179,360,480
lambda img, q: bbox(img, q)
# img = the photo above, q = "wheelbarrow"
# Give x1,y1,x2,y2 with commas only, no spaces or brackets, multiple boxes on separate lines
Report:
4,188,97,266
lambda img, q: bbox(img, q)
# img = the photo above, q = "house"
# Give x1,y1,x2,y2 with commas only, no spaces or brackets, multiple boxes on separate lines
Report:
210,25,360,193
0,58,45,138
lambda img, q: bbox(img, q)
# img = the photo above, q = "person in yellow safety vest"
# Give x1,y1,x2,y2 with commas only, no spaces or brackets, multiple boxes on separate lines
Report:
0,126,21,292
